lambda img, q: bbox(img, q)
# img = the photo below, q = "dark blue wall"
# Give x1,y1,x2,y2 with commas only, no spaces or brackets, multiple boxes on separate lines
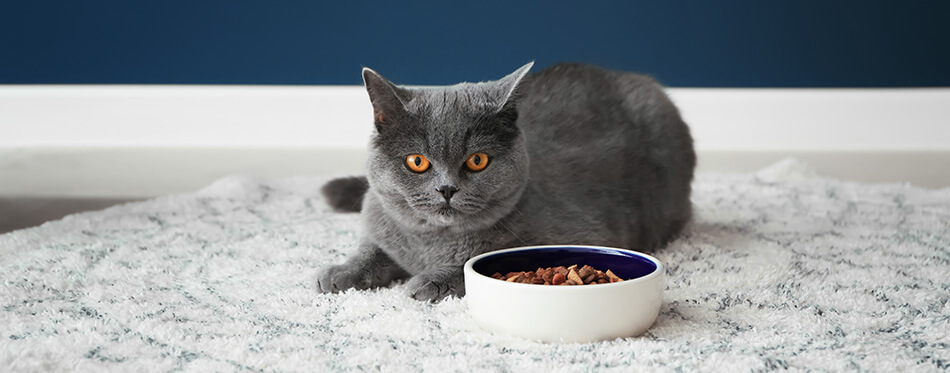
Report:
2,1,948,87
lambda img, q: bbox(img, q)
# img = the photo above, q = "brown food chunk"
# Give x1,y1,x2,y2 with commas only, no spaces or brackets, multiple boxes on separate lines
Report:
567,268,583,284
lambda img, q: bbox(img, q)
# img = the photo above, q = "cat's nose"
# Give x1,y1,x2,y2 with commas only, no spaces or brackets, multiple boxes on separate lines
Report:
436,185,459,202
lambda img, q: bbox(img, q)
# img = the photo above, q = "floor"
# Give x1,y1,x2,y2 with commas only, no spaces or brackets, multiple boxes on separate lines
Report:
0,198,140,234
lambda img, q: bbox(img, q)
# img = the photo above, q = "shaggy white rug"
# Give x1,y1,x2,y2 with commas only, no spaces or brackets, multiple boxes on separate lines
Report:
1,159,948,371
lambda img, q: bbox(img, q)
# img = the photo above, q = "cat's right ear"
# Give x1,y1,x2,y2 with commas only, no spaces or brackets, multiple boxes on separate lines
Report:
362,68,411,129
495,61,534,109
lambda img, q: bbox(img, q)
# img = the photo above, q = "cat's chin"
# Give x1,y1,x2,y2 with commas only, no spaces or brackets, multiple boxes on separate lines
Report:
436,206,459,215
409,200,508,230
420,204,472,227
425,213,459,227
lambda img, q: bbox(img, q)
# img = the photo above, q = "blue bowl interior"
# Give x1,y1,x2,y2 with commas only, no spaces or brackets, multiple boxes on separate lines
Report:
472,246,658,281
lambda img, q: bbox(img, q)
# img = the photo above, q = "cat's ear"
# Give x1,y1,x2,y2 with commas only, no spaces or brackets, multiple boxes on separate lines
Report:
493,61,534,111
362,68,411,128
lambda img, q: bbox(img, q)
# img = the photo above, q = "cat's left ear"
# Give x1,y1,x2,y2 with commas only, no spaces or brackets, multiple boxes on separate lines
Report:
492,61,534,112
362,67,412,129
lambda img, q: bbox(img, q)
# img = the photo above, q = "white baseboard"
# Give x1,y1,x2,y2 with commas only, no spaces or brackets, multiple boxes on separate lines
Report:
1,85,948,197
3,85,950,150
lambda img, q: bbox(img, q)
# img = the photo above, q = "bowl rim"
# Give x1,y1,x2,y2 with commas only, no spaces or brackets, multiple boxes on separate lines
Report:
463,244,664,290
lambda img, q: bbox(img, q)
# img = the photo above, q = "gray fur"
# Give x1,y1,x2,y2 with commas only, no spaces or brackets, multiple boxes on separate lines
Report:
317,62,695,301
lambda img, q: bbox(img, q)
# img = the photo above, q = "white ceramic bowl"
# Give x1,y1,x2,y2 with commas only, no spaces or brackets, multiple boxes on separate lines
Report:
464,245,664,343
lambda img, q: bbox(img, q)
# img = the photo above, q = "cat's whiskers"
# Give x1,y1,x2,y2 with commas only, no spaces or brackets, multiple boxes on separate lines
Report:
404,193,432,207
452,195,489,214
511,205,526,218
496,216,527,245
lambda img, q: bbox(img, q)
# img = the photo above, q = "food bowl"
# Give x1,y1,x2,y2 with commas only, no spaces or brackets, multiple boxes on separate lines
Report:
463,245,664,343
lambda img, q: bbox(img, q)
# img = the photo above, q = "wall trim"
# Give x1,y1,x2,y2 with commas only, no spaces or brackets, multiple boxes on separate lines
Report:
1,86,948,197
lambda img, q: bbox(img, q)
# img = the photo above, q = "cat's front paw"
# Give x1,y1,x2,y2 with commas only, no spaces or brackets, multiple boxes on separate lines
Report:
405,269,465,302
316,264,375,294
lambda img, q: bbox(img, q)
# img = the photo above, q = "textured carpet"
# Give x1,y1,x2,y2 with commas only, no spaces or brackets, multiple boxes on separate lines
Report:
2,159,948,371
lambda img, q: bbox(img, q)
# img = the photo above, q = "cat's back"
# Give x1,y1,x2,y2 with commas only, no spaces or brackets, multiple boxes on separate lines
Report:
520,62,662,113
514,63,695,250
517,63,686,159
517,63,693,185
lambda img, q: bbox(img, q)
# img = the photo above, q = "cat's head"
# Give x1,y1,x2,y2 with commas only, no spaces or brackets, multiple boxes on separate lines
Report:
362,62,534,230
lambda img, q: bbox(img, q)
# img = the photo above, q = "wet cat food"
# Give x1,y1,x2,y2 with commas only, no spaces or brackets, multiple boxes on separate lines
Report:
490,264,624,285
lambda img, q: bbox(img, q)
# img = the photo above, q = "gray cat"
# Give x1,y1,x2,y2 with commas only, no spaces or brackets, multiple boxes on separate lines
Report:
317,62,695,301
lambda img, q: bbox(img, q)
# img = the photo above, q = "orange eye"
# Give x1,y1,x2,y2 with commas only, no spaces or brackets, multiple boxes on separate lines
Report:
465,153,489,172
405,154,430,173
